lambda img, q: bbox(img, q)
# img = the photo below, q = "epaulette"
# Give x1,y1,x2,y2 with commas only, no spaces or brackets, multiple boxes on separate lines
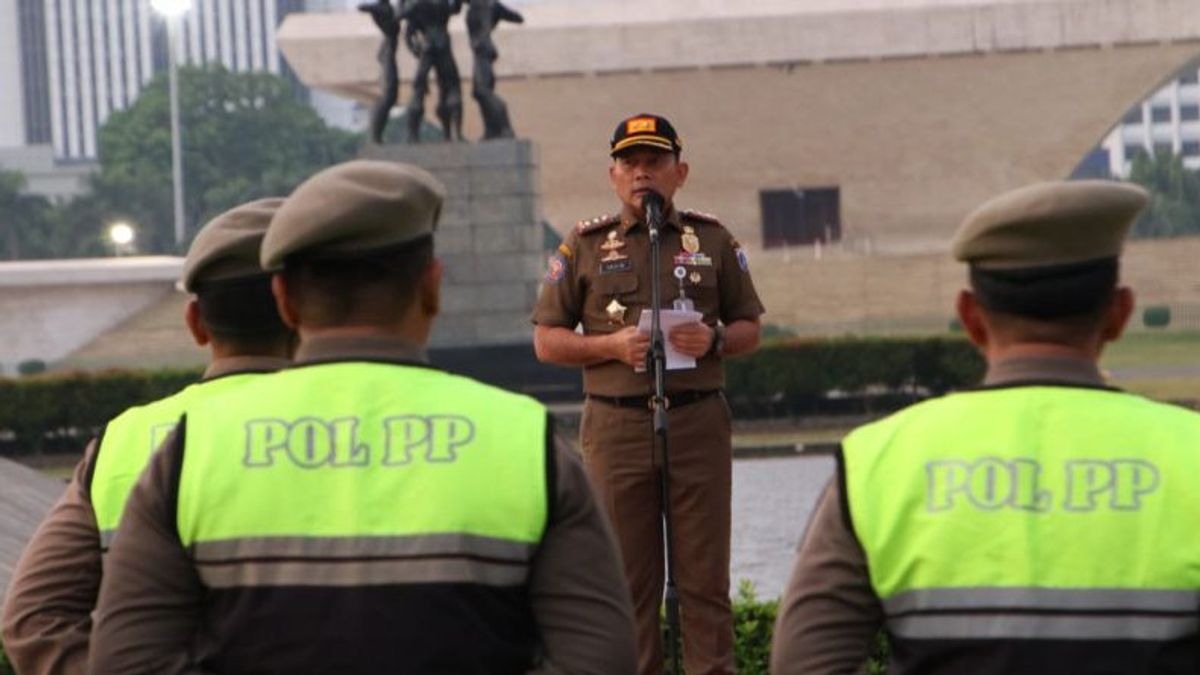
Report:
681,209,724,227
576,213,620,235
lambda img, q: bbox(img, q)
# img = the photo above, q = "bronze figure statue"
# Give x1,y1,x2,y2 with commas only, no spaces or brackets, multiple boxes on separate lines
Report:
464,0,523,140
357,0,401,144
401,0,464,142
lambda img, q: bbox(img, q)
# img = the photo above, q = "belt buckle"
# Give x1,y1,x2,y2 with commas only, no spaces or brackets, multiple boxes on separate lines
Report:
648,396,669,411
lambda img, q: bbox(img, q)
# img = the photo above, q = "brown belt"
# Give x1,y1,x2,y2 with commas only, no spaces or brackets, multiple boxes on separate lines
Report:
587,389,721,411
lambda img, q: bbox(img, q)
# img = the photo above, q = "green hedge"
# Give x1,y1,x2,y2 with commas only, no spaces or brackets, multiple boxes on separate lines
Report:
0,337,984,456
0,369,201,456
725,336,985,418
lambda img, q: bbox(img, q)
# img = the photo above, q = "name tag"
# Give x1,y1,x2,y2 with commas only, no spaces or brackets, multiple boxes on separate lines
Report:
601,259,633,274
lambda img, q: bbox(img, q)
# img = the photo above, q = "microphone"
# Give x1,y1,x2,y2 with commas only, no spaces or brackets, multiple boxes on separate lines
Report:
641,190,665,242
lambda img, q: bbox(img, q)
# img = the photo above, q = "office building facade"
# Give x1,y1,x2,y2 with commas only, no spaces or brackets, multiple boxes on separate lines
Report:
1104,62,1200,176
7,0,304,163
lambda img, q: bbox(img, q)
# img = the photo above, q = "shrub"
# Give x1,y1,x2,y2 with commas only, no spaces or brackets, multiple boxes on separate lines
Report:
724,336,985,418
733,580,778,674
1143,305,1171,328
0,336,986,457
17,359,46,376
0,368,201,455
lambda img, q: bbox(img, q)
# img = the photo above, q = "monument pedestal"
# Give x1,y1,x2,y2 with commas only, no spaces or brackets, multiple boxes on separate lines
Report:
362,139,543,349
362,140,580,400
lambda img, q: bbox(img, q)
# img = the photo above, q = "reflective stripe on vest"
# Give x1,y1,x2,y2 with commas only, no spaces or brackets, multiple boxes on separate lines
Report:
842,386,1200,641
175,362,548,589
91,374,262,548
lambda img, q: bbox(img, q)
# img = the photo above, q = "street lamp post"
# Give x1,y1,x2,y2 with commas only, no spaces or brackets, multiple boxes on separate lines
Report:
150,0,193,251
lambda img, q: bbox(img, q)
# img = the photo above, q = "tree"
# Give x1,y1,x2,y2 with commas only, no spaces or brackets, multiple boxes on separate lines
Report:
0,170,56,260
1126,151,1200,238
92,65,360,253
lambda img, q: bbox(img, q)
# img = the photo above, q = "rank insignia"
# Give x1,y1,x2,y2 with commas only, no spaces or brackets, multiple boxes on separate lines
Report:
606,298,628,325
544,253,566,284
689,271,702,284
681,225,701,254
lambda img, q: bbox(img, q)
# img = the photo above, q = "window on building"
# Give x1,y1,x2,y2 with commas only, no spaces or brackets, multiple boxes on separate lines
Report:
1122,108,1143,124
1182,105,1200,122
1151,107,1172,123
1154,143,1174,157
1125,144,1148,161
760,188,841,249
1183,141,1200,157
1181,70,1200,85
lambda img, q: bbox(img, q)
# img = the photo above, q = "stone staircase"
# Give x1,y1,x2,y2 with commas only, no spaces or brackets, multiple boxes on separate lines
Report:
56,293,204,372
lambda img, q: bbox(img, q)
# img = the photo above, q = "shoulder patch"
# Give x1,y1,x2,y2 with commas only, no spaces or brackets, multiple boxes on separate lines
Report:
576,214,620,235
681,209,724,227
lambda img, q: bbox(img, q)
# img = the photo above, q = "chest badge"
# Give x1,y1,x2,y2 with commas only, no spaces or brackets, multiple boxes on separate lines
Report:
601,229,627,252
681,225,701,254
606,298,628,325
689,271,702,284
600,230,629,263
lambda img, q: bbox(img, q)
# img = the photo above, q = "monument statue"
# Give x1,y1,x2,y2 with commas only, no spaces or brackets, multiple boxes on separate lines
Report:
401,0,465,142
357,0,401,144
464,0,523,140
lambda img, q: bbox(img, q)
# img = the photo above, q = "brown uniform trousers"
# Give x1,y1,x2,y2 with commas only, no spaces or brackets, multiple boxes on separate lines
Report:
533,203,764,675
582,393,734,675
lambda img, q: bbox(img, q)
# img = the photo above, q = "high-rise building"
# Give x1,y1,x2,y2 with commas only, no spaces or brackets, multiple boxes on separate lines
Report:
1103,62,1200,176
4,0,305,165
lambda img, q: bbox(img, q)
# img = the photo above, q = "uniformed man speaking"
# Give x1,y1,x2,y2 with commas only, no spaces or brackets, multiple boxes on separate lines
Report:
532,114,764,675
772,181,1200,674
88,160,637,674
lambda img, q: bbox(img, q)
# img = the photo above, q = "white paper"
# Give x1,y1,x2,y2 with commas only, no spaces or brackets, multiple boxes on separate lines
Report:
634,308,704,371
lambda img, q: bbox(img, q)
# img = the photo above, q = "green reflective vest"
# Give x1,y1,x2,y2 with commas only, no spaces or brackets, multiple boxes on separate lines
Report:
91,373,264,547
175,361,548,589
843,385,1200,647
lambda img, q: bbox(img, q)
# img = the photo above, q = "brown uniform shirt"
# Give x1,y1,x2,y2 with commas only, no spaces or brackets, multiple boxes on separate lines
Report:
0,356,288,675
771,355,1113,675
87,335,637,675
532,204,764,396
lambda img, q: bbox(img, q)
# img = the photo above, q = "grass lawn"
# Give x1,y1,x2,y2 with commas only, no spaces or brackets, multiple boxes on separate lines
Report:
1100,330,1200,371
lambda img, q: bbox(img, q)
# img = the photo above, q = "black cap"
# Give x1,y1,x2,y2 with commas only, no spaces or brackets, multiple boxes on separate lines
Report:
610,113,682,156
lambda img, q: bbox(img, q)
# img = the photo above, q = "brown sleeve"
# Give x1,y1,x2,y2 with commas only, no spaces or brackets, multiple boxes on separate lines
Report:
531,230,584,328
770,477,884,675
717,231,765,323
0,442,100,675
88,422,209,675
527,434,638,675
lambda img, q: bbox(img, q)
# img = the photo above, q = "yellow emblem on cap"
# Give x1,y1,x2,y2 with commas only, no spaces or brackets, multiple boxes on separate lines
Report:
627,118,657,135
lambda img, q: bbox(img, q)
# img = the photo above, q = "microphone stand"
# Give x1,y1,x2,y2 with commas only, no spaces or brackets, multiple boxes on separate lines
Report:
644,193,682,675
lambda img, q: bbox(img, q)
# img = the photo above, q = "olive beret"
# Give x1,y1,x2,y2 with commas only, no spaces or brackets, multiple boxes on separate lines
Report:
261,160,446,270
952,181,1148,269
181,197,284,292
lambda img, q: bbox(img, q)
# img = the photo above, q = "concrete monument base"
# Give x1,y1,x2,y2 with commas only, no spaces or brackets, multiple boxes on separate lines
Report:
361,139,545,350
362,140,582,401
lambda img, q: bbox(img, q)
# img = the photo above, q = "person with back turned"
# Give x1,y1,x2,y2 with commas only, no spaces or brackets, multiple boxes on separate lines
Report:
771,180,1200,675
531,114,764,675
1,198,293,675
87,159,637,675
